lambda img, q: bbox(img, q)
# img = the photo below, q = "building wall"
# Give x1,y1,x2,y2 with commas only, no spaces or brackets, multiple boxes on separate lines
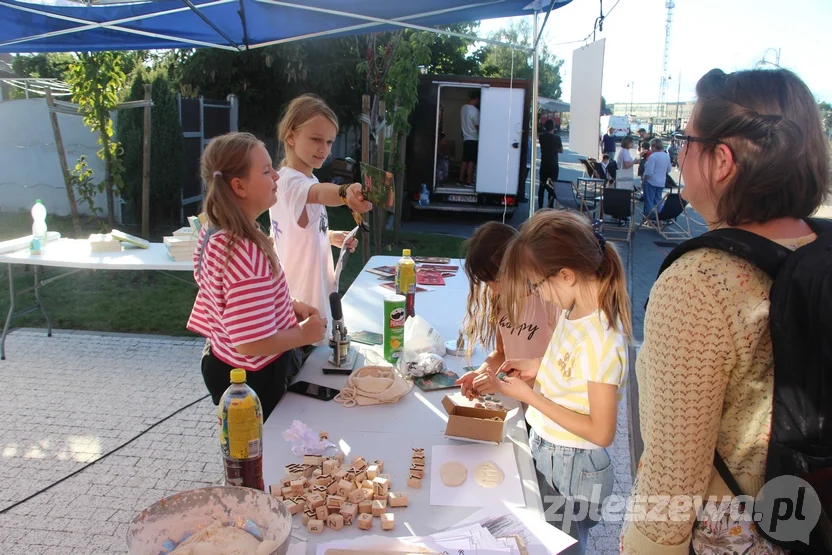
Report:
609,101,695,120
0,98,116,221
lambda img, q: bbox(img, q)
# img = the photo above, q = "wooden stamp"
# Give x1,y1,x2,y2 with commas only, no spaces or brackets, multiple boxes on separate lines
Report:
307,492,325,510
372,477,389,497
373,493,389,502
326,494,346,510
411,448,424,456
361,479,374,490
312,484,328,495
302,464,317,479
381,513,395,531
327,513,345,531
312,468,323,478
340,502,358,525
268,484,282,496
304,455,323,467
366,464,380,480
318,431,329,440
281,486,293,498
354,479,364,491
357,512,373,531
409,466,424,478
283,499,301,515
302,508,315,526
371,460,384,473
388,492,408,508
315,474,332,486
337,479,355,497
333,469,348,482
347,488,366,504
322,459,339,475
353,470,367,483
290,479,305,497
291,497,307,512
371,499,387,517
379,474,392,482
345,470,357,483
407,475,422,489
280,477,294,488
358,499,373,514
307,519,324,534
327,480,340,496
315,505,329,521
351,457,367,471
335,453,345,463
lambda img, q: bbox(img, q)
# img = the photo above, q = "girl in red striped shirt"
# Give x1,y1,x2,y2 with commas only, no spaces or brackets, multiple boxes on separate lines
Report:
187,132,327,419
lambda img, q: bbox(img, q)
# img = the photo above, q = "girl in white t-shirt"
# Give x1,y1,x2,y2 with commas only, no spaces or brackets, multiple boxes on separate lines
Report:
269,94,372,345
615,135,636,190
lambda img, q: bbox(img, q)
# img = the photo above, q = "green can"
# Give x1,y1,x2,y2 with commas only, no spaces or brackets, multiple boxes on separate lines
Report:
383,294,407,364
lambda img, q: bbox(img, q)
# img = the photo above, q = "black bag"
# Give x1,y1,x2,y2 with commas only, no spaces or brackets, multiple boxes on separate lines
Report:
656,219,832,554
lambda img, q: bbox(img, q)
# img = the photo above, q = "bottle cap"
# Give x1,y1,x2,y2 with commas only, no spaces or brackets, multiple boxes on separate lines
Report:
36,199,42,203
402,249,411,257
230,368,246,384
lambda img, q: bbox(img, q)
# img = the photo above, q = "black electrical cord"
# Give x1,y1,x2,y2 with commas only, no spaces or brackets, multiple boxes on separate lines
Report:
0,394,211,516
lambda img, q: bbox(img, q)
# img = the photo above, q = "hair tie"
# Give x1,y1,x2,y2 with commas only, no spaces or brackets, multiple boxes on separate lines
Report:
213,171,222,178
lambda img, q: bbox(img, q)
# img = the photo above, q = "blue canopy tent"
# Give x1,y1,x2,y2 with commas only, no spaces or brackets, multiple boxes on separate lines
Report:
0,0,573,217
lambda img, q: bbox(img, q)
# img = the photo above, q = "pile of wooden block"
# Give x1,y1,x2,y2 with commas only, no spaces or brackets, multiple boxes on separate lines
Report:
269,445,418,535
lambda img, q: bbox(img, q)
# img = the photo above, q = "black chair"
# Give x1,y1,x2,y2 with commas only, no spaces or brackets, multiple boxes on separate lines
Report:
552,180,582,212
638,191,692,240
601,188,635,243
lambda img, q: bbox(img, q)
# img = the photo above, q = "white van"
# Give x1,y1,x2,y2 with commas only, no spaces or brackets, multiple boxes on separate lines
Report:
600,115,630,140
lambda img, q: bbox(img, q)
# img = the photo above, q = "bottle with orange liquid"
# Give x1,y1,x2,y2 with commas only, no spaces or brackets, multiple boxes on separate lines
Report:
218,369,264,490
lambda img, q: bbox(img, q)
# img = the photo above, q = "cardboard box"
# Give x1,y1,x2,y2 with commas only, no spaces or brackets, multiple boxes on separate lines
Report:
442,395,508,444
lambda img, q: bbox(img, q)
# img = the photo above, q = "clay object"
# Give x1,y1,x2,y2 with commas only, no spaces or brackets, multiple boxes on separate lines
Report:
439,461,467,487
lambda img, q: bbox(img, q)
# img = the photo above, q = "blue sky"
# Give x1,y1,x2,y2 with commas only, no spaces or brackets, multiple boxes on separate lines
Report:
478,0,831,105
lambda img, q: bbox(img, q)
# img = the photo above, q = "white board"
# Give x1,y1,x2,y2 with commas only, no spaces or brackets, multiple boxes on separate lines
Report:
430,443,525,508
476,86,525,195
568,39,606,159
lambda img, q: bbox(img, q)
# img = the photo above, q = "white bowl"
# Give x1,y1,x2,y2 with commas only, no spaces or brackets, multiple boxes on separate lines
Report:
126,486,292,555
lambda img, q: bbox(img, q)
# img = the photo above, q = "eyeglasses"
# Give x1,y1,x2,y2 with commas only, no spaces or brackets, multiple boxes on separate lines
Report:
673,134,722,151
526,271,559,295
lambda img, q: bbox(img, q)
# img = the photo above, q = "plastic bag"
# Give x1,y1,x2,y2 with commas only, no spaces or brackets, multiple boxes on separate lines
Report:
403,352,446,378
403,315,445,356
282,420,336,457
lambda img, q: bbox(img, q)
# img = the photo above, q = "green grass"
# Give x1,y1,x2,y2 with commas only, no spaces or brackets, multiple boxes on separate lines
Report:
0,208,464,336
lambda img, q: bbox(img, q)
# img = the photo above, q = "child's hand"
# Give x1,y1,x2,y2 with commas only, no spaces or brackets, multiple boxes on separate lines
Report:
330,230,358,252
292,299,318,321
472,371,499,396
496,358,542,381
456,369,488,400
487,369,533,403
346,183,373,213
300,314,327,344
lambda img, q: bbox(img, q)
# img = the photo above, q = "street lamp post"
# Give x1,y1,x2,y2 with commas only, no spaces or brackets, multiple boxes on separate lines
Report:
627,81,634,116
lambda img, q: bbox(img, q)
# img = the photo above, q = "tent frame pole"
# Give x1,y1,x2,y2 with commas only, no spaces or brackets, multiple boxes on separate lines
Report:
529,8,540,220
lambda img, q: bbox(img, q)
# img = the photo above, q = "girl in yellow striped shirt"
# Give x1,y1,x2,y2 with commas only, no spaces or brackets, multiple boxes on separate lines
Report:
489,210,632,554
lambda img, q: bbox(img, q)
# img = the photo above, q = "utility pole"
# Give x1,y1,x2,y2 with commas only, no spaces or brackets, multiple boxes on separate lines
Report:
658,1,675,123
674,70,681,130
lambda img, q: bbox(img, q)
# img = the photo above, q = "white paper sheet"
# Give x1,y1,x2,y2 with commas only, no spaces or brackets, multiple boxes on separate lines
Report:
430,443,525,508
334,225,359,291
453,501,579,555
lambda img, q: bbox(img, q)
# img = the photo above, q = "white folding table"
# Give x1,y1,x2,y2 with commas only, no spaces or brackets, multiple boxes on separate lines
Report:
262,256,545,554
0,238,194,360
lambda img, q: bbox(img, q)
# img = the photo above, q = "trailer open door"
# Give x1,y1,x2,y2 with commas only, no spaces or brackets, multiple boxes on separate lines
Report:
475,86,525,195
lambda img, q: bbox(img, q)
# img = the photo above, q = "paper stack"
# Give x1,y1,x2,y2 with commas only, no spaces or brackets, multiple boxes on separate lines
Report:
163,235,198,262
88,233,122,252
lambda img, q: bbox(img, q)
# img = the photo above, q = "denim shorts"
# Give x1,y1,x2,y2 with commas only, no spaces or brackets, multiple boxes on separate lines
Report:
529,429,614,506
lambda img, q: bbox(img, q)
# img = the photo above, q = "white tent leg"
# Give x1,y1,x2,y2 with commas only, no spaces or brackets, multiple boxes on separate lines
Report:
529,9,540,220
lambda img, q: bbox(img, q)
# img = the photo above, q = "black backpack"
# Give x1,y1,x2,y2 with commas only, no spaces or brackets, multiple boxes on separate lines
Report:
655,218,832,554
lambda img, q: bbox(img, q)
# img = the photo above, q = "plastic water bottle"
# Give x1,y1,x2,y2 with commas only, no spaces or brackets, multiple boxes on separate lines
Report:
419,184,430,206
395,248,417,319
219,369,264,490
30,199,48,255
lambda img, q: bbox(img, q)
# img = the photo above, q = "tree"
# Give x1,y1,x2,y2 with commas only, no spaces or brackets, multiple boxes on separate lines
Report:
118,71,183,229
66,52,128,228
11,53,75,80
819,101,832,133
482,20,564,99
422,23,488,76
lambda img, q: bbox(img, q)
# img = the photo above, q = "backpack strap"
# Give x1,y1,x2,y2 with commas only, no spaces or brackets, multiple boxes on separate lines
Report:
713,450,744,497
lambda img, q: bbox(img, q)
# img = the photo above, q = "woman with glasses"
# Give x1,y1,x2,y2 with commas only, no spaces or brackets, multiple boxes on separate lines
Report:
621,68,829,554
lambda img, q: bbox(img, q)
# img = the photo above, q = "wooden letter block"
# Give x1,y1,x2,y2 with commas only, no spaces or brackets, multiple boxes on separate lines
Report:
303,465,317,479
357,512,373,531
327,480,340,496
312,468,323,478
340,502,358,526
409,466,424,479
304,455,323,467
347,488,366,504
373,477,389,497
301,509,316,526
371,499,387,517
351,457,367,471
308,519,324,534
407,475,422,489
353,470,367,483
335,453,345,463
358,499,373,514
327,513,345,531
371,460,384,473
318,431,329,440
290,479,305,497
307,493,325,510
322,459,339,475
381,513,395,531
333,469,348,482
361,479,374,490
366,464,380,480
379,474,392,482
283,499,301,515
315,474,332,486
285,463,304,478
373,493,389,502
315,505,329,521
291,497,307,512
312,485,328,495
411,459,425,468
337,479,355,497
345,470,357,483
281,486,293,498
354,479,364,491
268,484,282,496
280,477,294,488
388,492,408,508
326,494,346,510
